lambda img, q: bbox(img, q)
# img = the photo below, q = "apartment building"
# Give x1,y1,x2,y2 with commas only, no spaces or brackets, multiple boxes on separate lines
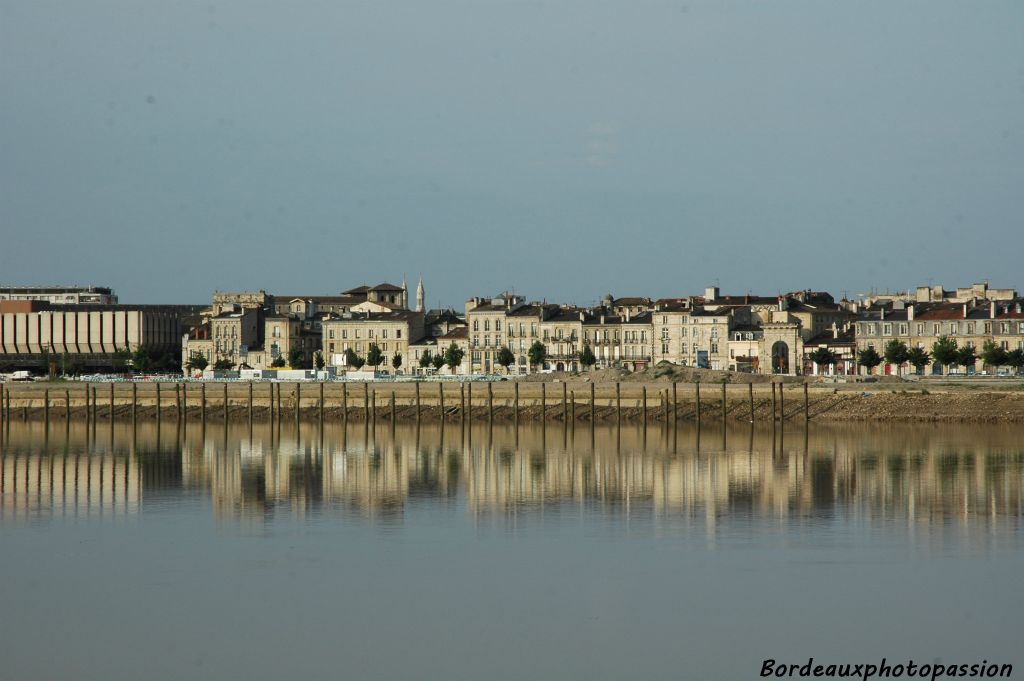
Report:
321,310,425,372
0,285,118,305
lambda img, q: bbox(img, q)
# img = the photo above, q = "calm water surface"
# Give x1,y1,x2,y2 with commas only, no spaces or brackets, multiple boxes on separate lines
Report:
1,420,1022,681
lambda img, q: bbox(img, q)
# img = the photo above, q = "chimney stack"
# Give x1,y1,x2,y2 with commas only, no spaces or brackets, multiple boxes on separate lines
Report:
991,301,997,318
907,304,914,321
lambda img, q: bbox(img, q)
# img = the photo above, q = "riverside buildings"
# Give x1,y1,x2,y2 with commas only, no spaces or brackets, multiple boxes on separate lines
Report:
6,279,1021,378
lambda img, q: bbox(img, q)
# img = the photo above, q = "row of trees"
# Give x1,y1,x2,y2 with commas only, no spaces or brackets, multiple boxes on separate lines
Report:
488,341,598,374
845,337,1024,376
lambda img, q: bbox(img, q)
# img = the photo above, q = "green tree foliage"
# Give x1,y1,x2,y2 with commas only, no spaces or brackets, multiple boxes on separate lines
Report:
270,356,287,368
391,353,402,371
980,340,1008,369
419,350,433,368
883,339,909,375
808,347,837,371
930,336,959,370
213,358,234,371
1005,348,1024,374
431,353,446,371
444,342,464,374
857,347,882,373
366,343,384,368
496,346,515,373
579,343,597,369
527,340,546,369
344,348,365,370
906,347,931,374
288,348,310,369
314,351,325,370
185,353,209,372
955,344,977,371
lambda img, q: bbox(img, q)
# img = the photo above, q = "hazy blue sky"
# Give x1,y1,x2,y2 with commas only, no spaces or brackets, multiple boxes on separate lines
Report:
1,1,1021,306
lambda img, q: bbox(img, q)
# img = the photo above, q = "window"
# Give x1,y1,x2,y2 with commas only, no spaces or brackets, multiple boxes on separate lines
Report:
342,330,348,339
382,329,388,339
933,324,940,336
966,323,975,334
711,342,718,354
484,319,490,331
883,323,892,336
899,324,907,335
530,323,537,337
916,323,924,335
396,329,402,339
495,320,502,331
473,320,479,331
329,329,335,339
1000,322,1010,334
661,343,668,354
983,322,992,334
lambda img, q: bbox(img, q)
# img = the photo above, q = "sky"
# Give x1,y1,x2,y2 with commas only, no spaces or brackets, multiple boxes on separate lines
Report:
1,1,1022,307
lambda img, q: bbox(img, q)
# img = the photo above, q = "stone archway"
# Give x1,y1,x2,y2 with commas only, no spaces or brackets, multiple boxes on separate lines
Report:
772,341,789,374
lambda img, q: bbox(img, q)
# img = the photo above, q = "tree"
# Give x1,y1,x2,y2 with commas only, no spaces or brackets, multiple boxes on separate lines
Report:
419,350,433,368
579,343,597,369
213,358,234,372
808,347,837,373
314,351,325,370
131,346,154,373
931,336,959,372
527,340,546,369
980,340,1008,371
857,347,882,374
391,352,402,372
431,353,446,371
444,342,464,375
955,345,977,373
1006,348,1024,375
270,356,287,368
366,343,384,369
344,348,365,370
883,339,909,376
496,346,515,374
288,348,309,369
185,353,209,372
906,347,931,375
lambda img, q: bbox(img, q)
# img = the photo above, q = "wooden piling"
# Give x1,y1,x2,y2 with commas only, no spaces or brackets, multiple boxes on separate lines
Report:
249,382,254,423
370,388,376,421
460,383,465,421
642,386,647,422
65,389,70,421
771,382,777,421
487,382,493,422
804,383,809,423
672,382,677,422
721,380,727,426
175,383,181,418
616,382,621,425
319,381,324,425
467,382,472,421
570,390,575,422
223,383,228,423
562,383,567,421
415,381,421,421
132,382,138,423
749,382,754,422
514,382,519,423
44,388,50,425
439,382,444,419
295,383,301,424
109,383,114,423
363,382,369,419
695,382,701,422
391,391,396,421
94,387,99,424
590,382,595,423
541,383,546,420
342,382,348,425
156,382,161,419
780,383,785,420
276,382,282,421
201,383,207,423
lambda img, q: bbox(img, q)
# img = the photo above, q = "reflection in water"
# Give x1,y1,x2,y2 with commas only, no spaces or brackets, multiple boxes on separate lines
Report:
2,420,1023,537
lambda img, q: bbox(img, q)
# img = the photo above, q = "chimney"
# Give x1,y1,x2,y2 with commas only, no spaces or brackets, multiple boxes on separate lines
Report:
600,314,605,325
907,304,914,321
579,311,584,322
991,301,997,318
880,308,885,320
963,303,968,319
831,322,838,339
625,310,631,322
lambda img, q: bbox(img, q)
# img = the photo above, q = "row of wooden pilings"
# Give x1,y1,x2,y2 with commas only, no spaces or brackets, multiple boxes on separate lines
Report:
0,380,814,436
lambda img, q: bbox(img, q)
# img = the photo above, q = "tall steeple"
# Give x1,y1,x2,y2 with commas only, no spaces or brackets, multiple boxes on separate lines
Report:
401,275,408,309
415,276,425,312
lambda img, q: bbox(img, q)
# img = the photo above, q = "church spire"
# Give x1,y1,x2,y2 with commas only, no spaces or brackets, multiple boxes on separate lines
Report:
415,276,425,313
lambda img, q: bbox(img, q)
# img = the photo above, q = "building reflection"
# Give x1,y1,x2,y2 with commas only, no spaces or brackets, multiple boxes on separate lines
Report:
2,421,1023,532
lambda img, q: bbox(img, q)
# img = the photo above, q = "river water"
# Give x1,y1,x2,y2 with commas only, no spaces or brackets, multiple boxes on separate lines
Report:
1,420,1021,680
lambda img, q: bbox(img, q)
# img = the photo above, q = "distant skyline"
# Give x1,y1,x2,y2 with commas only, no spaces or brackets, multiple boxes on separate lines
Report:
2,1,1022,306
